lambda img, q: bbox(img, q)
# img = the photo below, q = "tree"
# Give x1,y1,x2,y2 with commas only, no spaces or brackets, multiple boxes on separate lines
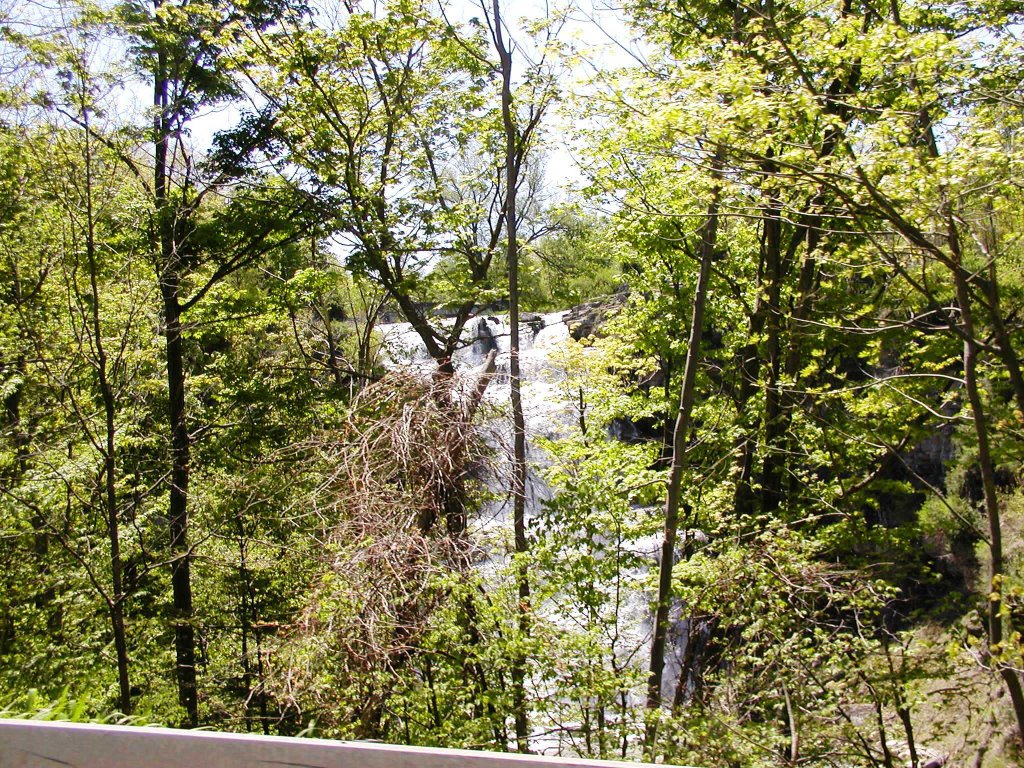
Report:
247,0,504,372
644,149,721,751
49,52,136,715
476,0,564,748
108,0,316,724
596,0,1024,754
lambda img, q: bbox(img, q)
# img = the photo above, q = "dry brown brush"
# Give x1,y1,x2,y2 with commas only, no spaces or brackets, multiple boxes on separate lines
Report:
265,370,494,737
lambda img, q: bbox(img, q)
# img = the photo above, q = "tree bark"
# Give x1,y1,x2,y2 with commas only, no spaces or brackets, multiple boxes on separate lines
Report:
759,191,786,517
153,15,198,725
909,79,1024,737
81,106,132,715
161,277,198,727
948,216,1024,741
645,152,723,754
492,0,531,751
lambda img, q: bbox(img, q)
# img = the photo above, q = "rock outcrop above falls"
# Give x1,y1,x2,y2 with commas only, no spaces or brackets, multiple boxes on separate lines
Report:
563,288,628,340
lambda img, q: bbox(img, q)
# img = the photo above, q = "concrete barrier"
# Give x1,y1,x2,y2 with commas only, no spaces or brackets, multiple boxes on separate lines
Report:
0,720,653,768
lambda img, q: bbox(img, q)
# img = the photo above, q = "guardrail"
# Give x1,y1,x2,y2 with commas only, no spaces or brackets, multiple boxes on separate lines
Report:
0,720,654,768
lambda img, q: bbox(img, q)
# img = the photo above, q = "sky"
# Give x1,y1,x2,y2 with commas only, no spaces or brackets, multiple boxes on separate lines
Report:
459,0,646,193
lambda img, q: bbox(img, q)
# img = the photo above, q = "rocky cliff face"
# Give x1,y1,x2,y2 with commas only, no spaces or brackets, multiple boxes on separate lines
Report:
563,289,628,341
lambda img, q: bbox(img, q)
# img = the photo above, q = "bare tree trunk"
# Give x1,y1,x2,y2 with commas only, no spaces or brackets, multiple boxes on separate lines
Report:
81,105,132,715
875,31,1024,731
153,18,198,726
645,153,723,755
759,190,786,517
912,80,1024,735
492,0,530,750
948,216,1024,741
731,298,766,519
161,275,198,727
971,210,1024,420
236,514,258,733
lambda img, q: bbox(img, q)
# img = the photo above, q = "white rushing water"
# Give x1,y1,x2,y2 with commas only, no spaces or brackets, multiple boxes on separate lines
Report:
378,311,689,754
377,311,580,534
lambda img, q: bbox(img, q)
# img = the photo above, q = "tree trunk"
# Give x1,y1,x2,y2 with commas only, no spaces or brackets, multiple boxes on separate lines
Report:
731,299,766,520
153,21,198,726
645,153,723,754
948,216,1024,742
493,0,530,750
82,109,132,715
759,192,786,517
911,81,1024,736
974,216,1024,420
162,280,198,727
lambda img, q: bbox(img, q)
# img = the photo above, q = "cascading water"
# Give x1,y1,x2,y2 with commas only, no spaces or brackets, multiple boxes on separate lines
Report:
378,311,587,534
378,311,693,753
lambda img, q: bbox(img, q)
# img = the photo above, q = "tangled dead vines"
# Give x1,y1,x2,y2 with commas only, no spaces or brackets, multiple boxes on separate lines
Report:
267,360,497,736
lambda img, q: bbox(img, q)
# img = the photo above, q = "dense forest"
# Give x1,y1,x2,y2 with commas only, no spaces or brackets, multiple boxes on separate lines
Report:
2,0,1024,765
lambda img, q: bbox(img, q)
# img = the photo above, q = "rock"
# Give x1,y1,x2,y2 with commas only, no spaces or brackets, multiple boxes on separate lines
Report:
564,289,628,340
522,312,545,337
471,316,499,357
607,415,663,444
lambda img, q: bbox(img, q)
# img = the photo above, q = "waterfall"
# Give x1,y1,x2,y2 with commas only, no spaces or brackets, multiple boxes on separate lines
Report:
378,310,691,752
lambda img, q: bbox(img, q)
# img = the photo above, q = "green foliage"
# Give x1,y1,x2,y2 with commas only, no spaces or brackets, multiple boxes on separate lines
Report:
0,688,158,726
518,214,622,312
1,1,1024,765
